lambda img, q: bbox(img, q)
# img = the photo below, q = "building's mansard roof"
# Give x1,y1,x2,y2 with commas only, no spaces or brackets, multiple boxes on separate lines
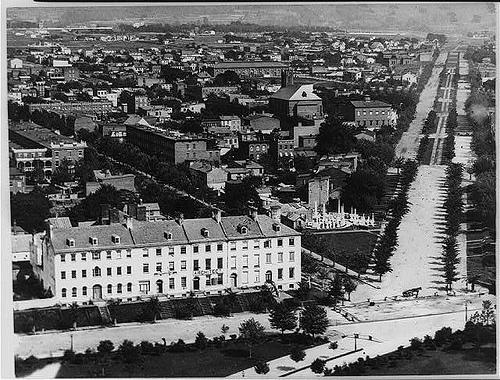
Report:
49,214,298,253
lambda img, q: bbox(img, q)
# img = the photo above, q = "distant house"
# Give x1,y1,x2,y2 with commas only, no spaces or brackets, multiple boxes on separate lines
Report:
9,167,26,194
189,161,228,191
85,169,136,196
100,123,127,142
243,114,281,134
269,83,323,120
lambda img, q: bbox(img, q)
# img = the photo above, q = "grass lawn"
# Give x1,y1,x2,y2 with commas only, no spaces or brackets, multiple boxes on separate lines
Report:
19,335,320,378
315,231,378,272
360,348,496,376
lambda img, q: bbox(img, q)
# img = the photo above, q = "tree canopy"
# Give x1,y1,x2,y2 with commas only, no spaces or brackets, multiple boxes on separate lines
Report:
315,116,357,156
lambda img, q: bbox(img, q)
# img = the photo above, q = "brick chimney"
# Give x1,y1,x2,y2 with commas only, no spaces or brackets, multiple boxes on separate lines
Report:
248,206,258,220
176,213,184,226
212,209,222,223
270,205,281,222
109,208,120,224
100,204,110,225
137,206,147,221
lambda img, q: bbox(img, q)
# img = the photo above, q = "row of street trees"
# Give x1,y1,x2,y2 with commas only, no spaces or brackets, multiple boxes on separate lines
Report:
442,107,458,164
372,160,419,280
440,163,464,292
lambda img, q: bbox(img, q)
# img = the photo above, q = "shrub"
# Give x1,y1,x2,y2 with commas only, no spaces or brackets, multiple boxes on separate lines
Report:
139,340,155,355
410,337,423,351
63,349,75,362
434,327,453,346
310,358,326,374
194,332,208,350
329,341,338,350
97,340,114,355
323,367,333,376
254,361,270,374
153,343,165,355
446,335,463,351
290,347,306,362
423,335,436,350
118,340,140,363
72,353,85,364
24,355,39,366
169,339,187,353
229,334,237,340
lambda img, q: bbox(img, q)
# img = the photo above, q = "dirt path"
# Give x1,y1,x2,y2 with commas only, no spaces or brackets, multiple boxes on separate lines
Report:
395,51,447,159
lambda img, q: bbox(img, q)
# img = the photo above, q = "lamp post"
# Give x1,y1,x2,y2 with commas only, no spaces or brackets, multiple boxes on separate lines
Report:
70,333,74,352
354,333,359,351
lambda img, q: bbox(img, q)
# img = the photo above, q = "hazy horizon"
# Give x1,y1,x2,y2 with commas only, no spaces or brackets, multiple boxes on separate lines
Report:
7,3,497,35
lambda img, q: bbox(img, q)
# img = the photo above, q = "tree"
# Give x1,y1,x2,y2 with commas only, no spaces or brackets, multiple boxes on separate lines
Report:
221,324,229,335
315,116,357,156
118,340,140,364
393,156,405,175
194,331,208,350
149,296,161,322
328,274,344,305
51,157,73,185
213,70,240,86
290,347,306,362
269,303,297,335
27,161,46,185
470,300,496,326
10,188,51,233
343,277,357,301
254,361,270,374
341,169,385,213
239,318,265,358
69,302,79,329
300,305,329,338
97,340,114,355
310,358,326,374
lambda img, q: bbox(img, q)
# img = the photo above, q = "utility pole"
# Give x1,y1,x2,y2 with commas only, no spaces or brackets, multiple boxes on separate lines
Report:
70,333,74,352
354,333,358,351
465,301,468,322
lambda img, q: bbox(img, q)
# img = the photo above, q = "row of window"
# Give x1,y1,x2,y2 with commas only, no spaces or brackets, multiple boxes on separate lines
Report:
61,250,296,279
61,250,132,262
60,267,296,298
60,238,296,262
61,266,135,279
249,145,268,152
357,110,388,116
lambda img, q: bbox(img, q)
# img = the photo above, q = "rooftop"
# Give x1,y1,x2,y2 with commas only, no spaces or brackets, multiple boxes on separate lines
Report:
350,100,392,108
214,61,287,69
9,121,86,150
50,214,299,253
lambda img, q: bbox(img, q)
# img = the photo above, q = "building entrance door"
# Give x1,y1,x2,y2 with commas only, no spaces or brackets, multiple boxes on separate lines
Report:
92,284,102,299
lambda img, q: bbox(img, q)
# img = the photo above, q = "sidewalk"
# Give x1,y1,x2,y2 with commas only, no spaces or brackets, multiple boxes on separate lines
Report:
15,311,278,359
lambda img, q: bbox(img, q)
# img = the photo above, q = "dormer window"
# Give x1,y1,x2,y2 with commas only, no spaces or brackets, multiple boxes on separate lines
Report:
201,228,209,238
302,91,307,97
67,238,75,247
272,223,281,232
238,225,248,234
164,231,173,240
111,235,120,244
89,237,98,245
